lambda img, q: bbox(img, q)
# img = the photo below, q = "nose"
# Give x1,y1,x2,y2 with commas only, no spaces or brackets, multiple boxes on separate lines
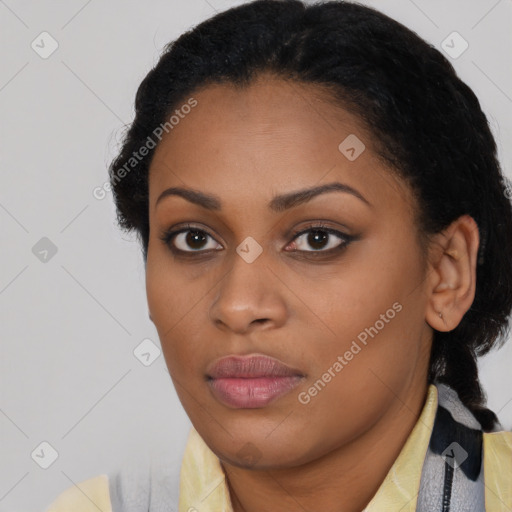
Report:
209,251,288,335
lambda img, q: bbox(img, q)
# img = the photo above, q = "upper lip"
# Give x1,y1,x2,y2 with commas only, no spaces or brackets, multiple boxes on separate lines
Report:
206,354,305,379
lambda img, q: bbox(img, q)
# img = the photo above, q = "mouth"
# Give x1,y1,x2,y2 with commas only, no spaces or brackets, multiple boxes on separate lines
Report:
206,354,305,409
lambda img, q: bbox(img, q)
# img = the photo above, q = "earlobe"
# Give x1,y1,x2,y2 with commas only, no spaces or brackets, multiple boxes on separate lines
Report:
425,215,479,332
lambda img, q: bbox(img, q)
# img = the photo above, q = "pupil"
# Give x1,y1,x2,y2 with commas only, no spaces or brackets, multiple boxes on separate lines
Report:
187,230,206,249
309,230,328,250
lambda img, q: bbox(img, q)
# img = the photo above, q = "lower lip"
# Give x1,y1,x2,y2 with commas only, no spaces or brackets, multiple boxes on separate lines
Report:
208,376,304,408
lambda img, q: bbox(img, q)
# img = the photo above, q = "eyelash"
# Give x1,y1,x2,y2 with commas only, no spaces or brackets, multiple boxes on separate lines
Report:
158,222,355,258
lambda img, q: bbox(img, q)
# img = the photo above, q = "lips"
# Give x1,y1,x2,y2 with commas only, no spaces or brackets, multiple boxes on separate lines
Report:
206,354,305,409
206,354,304,379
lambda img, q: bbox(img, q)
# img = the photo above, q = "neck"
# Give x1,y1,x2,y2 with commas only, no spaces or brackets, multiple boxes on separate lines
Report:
222,380,429,512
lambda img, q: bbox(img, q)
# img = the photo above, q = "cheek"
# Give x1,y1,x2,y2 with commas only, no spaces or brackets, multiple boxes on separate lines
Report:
146,249,199,329
301,234,426,393
307,238,419,341
145,260,197,367
287,303,424,462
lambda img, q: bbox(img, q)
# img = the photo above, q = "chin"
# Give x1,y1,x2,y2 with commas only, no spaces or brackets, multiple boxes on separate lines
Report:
214,433,313,470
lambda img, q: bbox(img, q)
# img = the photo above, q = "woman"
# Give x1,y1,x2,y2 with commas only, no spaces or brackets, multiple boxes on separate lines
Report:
45,0,512,511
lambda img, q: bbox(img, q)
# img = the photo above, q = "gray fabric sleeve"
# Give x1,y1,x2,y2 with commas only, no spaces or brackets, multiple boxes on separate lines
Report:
107,440,186,512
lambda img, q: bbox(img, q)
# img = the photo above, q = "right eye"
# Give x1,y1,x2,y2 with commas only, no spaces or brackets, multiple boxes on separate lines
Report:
159,224,223,255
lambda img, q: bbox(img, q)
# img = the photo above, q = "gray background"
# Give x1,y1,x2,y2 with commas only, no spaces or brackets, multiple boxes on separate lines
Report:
0,0,511,510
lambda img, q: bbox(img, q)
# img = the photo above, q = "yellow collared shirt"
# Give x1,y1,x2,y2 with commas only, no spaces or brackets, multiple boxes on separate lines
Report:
45,384,512,512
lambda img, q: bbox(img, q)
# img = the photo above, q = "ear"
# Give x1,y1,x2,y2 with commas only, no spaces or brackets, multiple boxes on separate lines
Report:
425,214,480,332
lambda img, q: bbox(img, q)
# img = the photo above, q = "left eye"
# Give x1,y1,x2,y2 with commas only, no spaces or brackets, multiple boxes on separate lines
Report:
289,227,349,252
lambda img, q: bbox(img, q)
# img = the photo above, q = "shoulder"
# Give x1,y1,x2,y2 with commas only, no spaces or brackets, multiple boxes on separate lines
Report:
44,474,112,512
483,430,512,511
483,429,512,459
44,443,184,512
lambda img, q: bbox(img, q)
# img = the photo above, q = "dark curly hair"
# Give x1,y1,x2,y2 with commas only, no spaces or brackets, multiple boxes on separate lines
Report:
108,0,512,431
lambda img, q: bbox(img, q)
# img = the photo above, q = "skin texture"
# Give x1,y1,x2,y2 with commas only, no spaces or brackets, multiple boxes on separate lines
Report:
145,75,480,512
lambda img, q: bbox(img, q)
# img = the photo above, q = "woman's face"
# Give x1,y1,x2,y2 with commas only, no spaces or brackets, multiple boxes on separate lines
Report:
145,76,434,469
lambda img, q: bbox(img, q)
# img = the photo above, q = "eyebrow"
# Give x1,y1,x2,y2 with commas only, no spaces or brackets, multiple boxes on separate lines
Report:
155,182,371,212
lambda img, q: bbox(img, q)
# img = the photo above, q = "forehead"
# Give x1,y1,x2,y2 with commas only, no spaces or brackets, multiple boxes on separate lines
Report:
148,76,413,216
151,75,370,167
